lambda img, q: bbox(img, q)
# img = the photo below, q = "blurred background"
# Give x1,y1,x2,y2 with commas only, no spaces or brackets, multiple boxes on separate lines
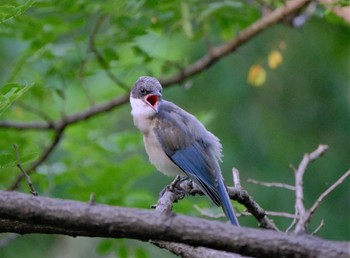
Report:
0,0,349,257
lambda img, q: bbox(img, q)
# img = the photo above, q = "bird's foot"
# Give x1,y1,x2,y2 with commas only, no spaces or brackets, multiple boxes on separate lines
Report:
158,175,189,200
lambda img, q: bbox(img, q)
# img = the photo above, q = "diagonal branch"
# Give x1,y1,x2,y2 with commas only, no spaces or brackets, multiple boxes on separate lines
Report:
303,169,350,230
88,14,129,91
8,125,66,191
159,0,312,86
0,0,312,131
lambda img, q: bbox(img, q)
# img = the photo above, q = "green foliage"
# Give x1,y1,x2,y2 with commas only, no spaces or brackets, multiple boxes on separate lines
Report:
0,0,35,24
0,0,349,257
0,83,32,116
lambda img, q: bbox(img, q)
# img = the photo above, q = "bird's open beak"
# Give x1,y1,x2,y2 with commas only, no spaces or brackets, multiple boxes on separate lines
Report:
144,92,161,112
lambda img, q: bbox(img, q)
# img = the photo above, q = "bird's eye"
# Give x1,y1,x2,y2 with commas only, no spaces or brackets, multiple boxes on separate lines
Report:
140,87,147,94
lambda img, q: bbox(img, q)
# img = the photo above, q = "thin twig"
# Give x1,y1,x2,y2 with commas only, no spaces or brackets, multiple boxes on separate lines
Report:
193,205,225,219
13,144,38,196
247,178,296,191
311,220,325,235
294,144,328,233
286,207,298,232
303,169,350,230
265,211,297,219
237,210,297,219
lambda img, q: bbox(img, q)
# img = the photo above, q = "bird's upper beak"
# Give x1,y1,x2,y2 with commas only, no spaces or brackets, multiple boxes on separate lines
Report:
143,92,162,112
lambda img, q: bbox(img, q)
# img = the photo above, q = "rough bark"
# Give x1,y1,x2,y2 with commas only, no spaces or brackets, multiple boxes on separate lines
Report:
0,190,348,258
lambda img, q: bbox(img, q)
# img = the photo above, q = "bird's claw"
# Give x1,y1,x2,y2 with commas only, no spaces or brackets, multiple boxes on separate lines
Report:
158,175,189,200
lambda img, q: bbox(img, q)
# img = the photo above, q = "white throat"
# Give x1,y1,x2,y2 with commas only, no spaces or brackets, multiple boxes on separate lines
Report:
130,96,156,133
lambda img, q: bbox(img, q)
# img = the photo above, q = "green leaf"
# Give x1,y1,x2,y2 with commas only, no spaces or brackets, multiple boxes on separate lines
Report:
0,82,33,116
0,0,35,24
0,153,16,168
0,151,38,169
197,0,242,23
19,152,39,165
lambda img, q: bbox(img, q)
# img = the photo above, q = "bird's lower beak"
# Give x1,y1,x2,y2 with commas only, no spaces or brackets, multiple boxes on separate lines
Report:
144,93,161,112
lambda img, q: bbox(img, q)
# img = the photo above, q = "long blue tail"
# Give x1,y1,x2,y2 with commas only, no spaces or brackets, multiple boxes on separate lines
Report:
217,178,240,226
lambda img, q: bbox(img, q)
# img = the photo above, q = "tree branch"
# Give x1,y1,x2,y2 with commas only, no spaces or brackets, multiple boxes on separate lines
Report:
8,126,66,191
88,15,129,91
227,187,278,230
247,179,296,191
309,169,350,217
0,190,348,258
160,0,312,86
0,94,129,131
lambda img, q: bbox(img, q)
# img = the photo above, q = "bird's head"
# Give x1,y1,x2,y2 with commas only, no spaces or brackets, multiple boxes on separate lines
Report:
130,76,162,113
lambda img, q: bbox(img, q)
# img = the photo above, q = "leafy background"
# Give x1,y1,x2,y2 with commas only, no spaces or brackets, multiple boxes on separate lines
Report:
0,0,349,257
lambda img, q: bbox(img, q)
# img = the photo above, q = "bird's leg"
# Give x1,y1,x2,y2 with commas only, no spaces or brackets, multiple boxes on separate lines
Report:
172,175,191,199
158,175,189,199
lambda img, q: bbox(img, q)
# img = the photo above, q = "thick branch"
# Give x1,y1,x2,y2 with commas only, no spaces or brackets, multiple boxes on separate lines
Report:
0,0,312,131
0,190,348,258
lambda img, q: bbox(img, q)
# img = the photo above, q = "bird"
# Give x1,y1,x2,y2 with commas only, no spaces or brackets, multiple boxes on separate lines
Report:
130,76,239,226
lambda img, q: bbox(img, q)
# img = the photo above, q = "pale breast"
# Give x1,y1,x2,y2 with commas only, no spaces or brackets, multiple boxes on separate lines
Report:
143,130,185,177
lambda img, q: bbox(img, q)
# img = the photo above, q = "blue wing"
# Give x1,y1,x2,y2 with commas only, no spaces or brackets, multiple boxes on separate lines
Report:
170,142,221,206
168,142,239,226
